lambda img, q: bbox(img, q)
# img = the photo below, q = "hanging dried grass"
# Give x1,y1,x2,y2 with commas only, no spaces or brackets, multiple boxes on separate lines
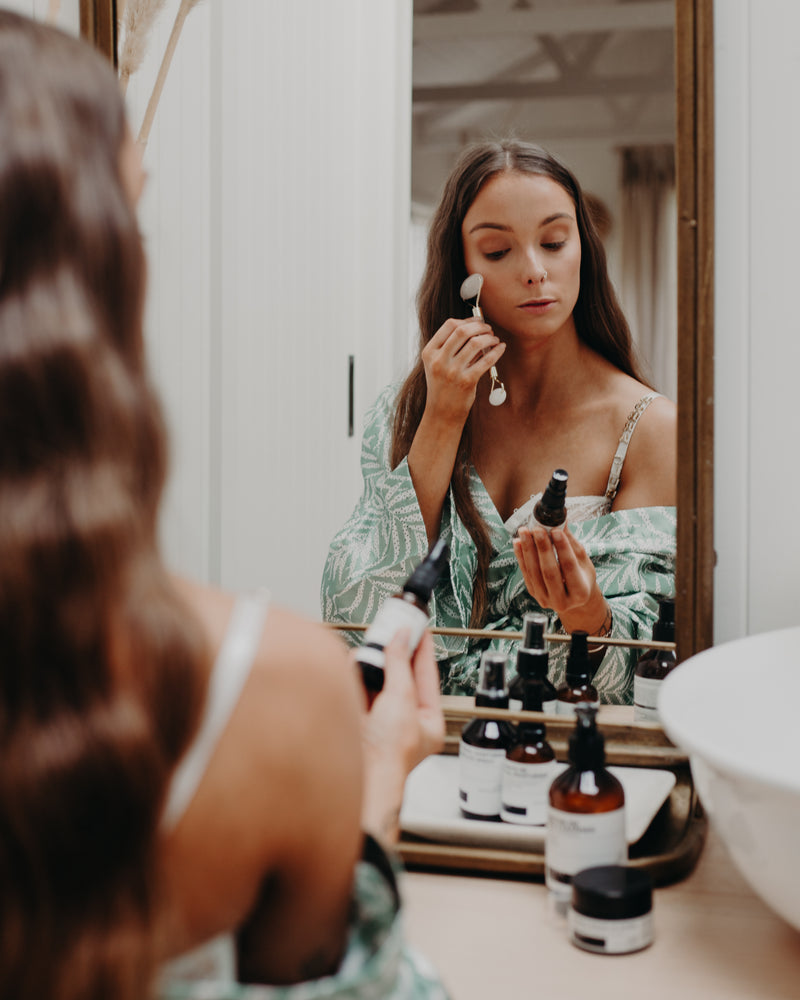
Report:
118,0,168,96
137,0,203,150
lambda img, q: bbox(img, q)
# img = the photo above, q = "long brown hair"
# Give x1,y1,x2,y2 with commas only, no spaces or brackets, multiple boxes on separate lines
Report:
0,13,206,1000
392,140,648,627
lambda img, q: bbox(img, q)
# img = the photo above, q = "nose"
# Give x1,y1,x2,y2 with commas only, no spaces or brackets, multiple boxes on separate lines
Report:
523,249,548,285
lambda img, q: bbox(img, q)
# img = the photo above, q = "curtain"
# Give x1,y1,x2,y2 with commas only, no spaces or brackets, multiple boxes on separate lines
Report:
619,145,677,402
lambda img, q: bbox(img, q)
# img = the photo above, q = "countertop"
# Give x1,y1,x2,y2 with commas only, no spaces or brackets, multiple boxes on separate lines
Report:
402,826,800,999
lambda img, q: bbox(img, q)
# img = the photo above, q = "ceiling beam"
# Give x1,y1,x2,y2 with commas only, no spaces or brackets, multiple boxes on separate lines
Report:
414,2,675,40
413,71,673,103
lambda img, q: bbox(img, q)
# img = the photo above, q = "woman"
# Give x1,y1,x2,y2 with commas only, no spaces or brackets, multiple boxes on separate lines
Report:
0,12,446,1000
322,140,676,701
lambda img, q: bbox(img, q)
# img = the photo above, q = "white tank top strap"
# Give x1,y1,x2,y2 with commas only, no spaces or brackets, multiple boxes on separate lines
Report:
161,587,271,831
603,392,661,502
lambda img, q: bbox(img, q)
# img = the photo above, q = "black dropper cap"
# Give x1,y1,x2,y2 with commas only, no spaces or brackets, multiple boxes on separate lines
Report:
568,703,606,769
404,537,450,602
565,630,592,683
541,469,568,506
652,596,676,642
516,612,549,680
475,651,509,709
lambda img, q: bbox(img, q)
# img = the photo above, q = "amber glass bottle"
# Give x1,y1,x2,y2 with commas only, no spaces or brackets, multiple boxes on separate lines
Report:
532,468,568,532
633,596,677,723
509,612,558,712
546,703,626,911
458,651,517,820
501,683,558,825
556,631,599,717
356,537,449,693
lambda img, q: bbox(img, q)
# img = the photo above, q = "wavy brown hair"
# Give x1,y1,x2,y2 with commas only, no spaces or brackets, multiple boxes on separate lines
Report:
392,140,649,627
0,13,207,1000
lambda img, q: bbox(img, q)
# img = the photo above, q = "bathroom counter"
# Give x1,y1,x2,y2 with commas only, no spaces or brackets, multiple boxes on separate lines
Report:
402,826,800,999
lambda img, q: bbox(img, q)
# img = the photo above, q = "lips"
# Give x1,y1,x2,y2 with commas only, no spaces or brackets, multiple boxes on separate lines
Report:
519,298,555,309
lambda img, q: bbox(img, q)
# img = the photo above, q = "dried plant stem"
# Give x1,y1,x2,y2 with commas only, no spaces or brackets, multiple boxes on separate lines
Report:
137,0,200,151
118,0,128,20
46,0,61,23
119,0,168,97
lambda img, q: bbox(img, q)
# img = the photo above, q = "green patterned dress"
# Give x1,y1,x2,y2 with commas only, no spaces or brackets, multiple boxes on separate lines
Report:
321,384,676,702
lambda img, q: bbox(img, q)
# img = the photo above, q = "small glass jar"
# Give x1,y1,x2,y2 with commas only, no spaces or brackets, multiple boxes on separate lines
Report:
568,865,654,955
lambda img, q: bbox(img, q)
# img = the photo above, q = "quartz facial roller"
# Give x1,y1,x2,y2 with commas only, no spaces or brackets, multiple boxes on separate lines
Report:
459,273,506,406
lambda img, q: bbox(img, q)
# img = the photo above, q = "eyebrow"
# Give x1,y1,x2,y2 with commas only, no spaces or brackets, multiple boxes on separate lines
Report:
468,212,574,235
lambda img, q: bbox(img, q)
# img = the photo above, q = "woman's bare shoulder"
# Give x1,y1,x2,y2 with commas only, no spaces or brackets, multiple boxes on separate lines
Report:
613,390,677,508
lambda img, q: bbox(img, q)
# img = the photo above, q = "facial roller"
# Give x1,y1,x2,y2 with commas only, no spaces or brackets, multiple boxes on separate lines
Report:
459,273,506,406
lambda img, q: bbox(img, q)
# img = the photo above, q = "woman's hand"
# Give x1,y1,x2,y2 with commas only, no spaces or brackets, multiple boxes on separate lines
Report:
359,630,445,846
421,316,506,425
513,525,609,635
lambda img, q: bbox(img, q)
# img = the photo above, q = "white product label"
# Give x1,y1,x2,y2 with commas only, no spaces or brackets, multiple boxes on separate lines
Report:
555,697,600,718
545,806,626,903
568,910,654,955
361,598,429,663
633,675,662,722
500,758,557,825
458,740,507,817
509,698,522,712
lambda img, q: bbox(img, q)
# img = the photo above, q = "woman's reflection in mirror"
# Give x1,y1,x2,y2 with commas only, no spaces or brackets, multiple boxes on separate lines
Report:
322,139,676,703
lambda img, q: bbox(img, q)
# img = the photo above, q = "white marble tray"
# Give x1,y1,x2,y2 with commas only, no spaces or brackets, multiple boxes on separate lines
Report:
400,754,676,853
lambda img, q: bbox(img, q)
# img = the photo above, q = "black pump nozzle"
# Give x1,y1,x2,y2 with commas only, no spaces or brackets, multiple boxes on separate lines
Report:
517,612,549,680
476,651,509,707
404,537,450,601
565,630,592,682
652,595,676,643
569,702,605,768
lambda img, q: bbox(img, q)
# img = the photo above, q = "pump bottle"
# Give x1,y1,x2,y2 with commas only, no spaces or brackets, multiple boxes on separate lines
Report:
556,631,599,717
458,651,516,820
546,703,626,911
633,596,677,723
501,683,558,825
509,612,558,713
531,468,568,533
356,537,449,693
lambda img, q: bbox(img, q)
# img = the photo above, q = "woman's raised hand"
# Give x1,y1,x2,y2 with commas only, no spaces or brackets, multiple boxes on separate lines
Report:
421,317,506,425
513,525,610,636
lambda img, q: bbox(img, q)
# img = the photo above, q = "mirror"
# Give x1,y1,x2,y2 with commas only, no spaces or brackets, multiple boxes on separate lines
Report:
79,0,713,709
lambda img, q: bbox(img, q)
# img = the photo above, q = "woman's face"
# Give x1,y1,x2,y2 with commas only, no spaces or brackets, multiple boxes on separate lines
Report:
461,170,581,346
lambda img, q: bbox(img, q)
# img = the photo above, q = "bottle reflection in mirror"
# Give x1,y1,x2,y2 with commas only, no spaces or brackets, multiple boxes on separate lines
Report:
633,596,677,723
546,703,626,914
556,631,599,717
458,651,516,820
356,537,449,694
509,611,558,712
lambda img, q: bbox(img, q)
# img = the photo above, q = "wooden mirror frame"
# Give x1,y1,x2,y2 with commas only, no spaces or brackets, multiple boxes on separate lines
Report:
80,0,714,663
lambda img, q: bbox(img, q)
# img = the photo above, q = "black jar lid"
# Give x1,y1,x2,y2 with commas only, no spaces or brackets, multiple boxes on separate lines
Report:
571,865,653,920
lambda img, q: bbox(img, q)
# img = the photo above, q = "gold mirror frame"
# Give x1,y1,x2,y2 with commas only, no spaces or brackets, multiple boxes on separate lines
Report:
79,0,714,662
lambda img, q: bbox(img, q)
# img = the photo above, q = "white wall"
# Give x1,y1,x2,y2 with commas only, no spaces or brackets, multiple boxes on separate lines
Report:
713,0,800,643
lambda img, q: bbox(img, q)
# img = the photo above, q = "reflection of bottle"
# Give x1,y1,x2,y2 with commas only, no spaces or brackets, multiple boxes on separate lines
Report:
458,652,516,820
356,538,449,693
509,612,558,713
531,469,568,532
556,631,599,717
546,703,626,912
633,597,677,723
501,683,557,825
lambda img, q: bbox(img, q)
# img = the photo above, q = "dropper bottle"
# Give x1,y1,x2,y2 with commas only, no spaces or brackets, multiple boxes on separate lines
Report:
633,596,677,723
509,612,558,713
501,682,557,825
531,469,568,533
546,703,626,912
458,651,517,820
556,631,600,717
356,537,449,693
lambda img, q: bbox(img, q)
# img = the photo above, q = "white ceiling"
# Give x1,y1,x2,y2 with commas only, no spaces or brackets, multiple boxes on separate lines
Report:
412,0,675,206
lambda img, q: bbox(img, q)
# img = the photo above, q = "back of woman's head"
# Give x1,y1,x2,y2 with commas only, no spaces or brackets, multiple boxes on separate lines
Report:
0,13,206,1000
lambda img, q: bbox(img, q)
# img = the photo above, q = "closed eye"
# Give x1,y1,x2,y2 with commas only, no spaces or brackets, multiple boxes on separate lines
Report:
484,249,509,260
542,241,566,251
